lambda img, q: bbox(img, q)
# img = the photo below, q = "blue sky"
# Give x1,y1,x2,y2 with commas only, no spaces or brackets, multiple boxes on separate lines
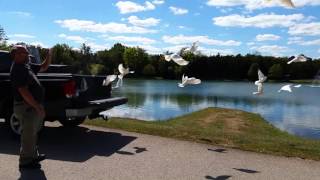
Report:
0,0,320,58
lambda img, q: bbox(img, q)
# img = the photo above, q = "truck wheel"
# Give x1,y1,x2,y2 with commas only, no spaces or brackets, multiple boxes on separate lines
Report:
8,114,45,136
9,114,22,136
58,117,86,127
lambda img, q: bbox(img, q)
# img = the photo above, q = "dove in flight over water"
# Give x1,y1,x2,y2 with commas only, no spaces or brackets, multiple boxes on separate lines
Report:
278,84,302,93
253,69,267,95
164,53,189,66
178,74,201,87
287,54,308,64
102,75,117,86
114,64,134,88
278,84,293,93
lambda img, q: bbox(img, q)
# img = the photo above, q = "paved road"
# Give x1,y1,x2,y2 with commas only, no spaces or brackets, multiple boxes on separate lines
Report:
0,122,320,180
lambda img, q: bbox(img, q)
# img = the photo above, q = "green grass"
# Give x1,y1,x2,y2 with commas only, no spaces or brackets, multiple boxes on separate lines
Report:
85,107,320,160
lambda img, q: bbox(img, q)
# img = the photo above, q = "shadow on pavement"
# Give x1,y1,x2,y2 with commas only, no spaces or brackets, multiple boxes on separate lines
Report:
0,122,137,162
205,175,232,180
18,169,47,180
233,168,260,174
208,148,227,153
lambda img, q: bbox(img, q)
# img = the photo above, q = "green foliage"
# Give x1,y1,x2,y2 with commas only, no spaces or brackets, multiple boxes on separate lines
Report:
124,47,149,76
0,25,9,50
0,26,8,42
142,64,156,76
268,64,284,80
247,63,259,81
89,64,105,75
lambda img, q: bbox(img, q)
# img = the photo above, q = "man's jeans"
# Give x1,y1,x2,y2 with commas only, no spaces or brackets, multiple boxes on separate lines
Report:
14,102,43,165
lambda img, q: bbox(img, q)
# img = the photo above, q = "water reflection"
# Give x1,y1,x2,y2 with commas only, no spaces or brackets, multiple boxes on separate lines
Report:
107,79,320,139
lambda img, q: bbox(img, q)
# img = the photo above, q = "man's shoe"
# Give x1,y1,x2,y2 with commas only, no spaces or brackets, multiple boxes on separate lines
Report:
35,154,46,162
19,161,41,169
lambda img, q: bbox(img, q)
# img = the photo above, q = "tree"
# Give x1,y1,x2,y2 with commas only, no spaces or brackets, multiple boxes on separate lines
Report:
0,26,8,42
0,25,9,50
247,63,259,81
268,64,284,80
142,64,156,76
123,47,149,76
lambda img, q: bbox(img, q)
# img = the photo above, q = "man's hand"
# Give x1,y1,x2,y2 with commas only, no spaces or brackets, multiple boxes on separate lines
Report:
18,87,46,118
39,47,53,72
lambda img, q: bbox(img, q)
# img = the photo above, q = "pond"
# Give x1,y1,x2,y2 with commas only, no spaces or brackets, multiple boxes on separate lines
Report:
106,79,320,139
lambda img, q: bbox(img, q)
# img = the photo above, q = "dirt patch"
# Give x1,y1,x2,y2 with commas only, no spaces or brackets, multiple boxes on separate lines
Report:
199,110,246,134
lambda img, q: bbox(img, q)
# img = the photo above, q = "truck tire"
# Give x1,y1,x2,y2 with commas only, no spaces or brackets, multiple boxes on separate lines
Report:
9,114,22,136
7,114,44,136
58,117,86,127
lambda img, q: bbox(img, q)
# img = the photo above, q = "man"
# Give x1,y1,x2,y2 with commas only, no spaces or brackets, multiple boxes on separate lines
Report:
10,45,52,169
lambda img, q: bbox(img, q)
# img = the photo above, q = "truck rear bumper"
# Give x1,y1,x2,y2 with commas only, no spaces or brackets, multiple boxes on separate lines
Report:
65,97,128,118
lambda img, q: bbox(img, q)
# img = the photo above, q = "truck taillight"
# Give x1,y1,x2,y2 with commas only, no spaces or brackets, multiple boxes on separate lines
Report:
63,80,77,98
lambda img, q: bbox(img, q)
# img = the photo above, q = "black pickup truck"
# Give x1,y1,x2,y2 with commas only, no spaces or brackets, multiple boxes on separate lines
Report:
0,50,127,135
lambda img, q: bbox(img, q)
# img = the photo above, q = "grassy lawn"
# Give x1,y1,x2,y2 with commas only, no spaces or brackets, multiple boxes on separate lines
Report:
85,107,320,161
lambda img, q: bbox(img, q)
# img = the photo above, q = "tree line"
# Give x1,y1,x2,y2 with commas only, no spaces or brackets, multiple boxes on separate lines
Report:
1,26,319,81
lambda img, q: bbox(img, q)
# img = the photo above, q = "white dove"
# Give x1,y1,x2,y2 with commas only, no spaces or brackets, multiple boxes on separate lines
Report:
278,84,302,93
253,69,267,95
115,64,134,88
164,53,189,66
178,74,201,87
266,0,295,8
102,75,117,86
287,55,308,64
188,41,199,54
278,84,293,93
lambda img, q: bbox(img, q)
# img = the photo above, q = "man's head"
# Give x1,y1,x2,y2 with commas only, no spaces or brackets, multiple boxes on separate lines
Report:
10,45,30,64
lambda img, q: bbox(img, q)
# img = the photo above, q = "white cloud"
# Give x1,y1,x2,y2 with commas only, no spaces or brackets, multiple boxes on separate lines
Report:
106,35,156,45
55,19,157,34
250,45,290,56
8,34,35,39
58,34,87,43
288,37,320,46
213,13,304,28
198,47,235,56
206,0,320,10
288,22,320,36
152,0,164,5
162,35,241,46
287,36,303,44
299,39,320,46
58,34,108,51
8,11,32,17
163,45,234,56
256,34,280,41
115,1,155,14
127,16,160,27
169,6,188,15
247,42,255,46
86,42,110,51
7,39,47,48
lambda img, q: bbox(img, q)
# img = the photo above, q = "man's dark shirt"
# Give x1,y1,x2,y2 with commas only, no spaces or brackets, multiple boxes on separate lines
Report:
10,62,44,103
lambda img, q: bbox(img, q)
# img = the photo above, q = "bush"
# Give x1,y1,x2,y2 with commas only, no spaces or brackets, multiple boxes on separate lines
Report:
142,64,156,76
268,64,284,80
